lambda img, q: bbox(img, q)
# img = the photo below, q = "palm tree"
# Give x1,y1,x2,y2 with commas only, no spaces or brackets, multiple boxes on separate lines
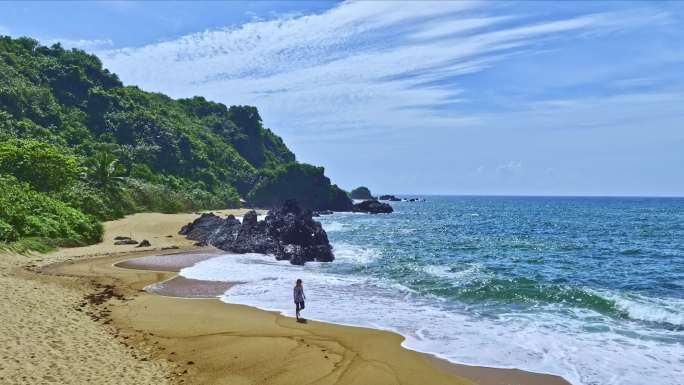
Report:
85,149,126,193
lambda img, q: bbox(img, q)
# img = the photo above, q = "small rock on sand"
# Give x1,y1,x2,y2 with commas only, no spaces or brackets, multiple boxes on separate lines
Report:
136,240,151,248
114,239,138,245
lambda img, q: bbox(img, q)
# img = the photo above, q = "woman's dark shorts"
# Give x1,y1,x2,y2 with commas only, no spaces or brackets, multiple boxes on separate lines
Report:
296,301,305,311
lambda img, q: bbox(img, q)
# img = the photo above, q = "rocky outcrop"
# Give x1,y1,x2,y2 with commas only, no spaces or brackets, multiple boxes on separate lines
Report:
208,215,242,249
178,200,334,265
179,213,225,242
230,210,278,255
350,186,373,200
353,199,394,214
379,194,401,201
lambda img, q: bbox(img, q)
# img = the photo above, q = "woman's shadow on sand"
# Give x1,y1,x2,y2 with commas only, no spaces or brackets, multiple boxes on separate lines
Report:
296,318,308,324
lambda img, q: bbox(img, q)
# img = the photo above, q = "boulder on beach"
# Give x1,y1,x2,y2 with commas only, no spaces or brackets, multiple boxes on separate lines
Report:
178,213,225,242
114,239,138,245
353,199,394,214
136,239,151,247
178,200,334,265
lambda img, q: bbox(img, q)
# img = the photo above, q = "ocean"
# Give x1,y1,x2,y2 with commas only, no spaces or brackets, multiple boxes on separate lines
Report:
180,196,684,385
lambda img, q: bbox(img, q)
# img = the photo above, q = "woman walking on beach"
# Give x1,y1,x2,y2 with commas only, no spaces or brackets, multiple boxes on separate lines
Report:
294,279,305,321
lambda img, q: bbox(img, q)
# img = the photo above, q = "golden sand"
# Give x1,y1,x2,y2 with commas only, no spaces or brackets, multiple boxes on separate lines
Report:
1,210,570,385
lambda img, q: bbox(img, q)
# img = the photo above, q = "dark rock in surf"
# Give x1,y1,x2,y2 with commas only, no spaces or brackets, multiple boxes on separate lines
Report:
230,210,278,255
261,200,334,264
379,194,401,201
178,200,334,265
209,215,242,250
353,199,393,214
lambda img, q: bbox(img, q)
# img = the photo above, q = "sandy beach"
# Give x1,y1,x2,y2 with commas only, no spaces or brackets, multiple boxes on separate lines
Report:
0,210,570,385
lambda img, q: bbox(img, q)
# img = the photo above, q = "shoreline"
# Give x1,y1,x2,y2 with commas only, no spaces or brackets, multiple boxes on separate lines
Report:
3,210,570,385
121,251,573,385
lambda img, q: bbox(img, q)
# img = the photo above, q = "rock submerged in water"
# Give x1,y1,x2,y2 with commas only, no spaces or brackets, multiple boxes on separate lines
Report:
379,194,401,201
353,199,394,214
178,200,333,265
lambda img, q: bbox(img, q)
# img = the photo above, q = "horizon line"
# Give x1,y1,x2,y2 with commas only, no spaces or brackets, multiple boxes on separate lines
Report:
375,193,684,199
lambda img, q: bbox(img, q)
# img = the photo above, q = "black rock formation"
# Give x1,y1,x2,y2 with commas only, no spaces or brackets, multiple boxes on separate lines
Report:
379,194,401,201
209,215,242,250
312,210,334,217
136,239,151,247
179,213,225,242
353,199,394,214
178,200,334,265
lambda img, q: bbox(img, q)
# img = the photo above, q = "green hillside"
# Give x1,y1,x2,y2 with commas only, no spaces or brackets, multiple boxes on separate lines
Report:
0,36,350,250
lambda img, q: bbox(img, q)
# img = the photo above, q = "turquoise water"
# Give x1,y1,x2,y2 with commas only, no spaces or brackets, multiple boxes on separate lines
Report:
182,196,684,385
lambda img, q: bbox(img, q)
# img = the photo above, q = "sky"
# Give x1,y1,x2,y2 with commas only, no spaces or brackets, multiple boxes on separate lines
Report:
1,1,683,196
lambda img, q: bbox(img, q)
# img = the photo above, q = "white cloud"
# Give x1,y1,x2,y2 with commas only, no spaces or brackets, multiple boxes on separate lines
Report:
95,1,670,148
496,161,523,176
44,38,114,51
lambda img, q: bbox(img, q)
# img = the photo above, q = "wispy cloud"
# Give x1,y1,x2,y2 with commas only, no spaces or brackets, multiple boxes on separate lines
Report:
496,160,523,176
99,1,666,145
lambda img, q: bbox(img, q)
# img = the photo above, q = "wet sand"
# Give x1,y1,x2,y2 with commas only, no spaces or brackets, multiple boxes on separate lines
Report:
146,276,235,298
113,250,570,385
115,251,222,272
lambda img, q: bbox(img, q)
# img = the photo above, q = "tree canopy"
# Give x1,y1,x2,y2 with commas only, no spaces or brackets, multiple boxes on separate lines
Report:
350,186,373,200
0,36,351,250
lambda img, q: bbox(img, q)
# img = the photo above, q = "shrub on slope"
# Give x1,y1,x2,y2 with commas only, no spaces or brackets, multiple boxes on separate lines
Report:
0,174,102,244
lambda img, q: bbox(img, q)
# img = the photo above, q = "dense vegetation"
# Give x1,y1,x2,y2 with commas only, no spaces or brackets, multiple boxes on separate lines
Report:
248,163,352,211
350,186,373,200
0,36,351,251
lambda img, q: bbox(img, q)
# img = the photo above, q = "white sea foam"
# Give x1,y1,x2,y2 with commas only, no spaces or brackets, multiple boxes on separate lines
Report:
180,252,684,385
321,221,346,232
595,290,684,327
332,242,381,264
235,214,266,222
422,263,487,284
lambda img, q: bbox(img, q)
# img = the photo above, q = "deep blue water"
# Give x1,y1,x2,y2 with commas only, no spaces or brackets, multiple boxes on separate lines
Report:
183,196,684,385
328,196,684,315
